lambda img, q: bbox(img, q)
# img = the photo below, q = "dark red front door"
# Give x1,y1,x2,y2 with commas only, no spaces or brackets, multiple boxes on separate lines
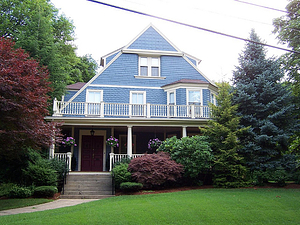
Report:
81,135,103,171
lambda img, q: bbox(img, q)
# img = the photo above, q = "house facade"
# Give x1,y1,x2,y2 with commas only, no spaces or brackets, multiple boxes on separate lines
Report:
46,24,217,172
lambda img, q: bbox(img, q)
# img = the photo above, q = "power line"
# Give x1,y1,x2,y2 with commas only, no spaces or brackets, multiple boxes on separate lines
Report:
234,0,289,14
86,0,300,54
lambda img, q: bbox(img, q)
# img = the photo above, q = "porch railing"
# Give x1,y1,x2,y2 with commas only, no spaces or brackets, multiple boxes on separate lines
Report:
109,153,144,171
53,152,72,171
53,99,211,119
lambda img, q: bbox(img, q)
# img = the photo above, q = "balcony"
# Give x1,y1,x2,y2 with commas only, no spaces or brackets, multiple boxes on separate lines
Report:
53,99,211,119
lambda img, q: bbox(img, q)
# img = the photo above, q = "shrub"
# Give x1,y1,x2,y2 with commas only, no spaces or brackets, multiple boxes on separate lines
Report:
49,158,67,181
111,163,132,189
9,186,32,198
34,186,58,198
120,182,143,192
158,136,213,182
22,149,59,186
23,161,57,186
128,152,183,189
0,183,17,197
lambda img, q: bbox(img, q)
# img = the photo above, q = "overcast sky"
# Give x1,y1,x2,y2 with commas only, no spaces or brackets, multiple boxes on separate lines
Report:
50,0,289,83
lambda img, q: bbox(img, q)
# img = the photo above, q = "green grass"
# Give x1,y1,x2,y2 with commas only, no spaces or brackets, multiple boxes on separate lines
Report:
0,199,53,211
0,189,300,224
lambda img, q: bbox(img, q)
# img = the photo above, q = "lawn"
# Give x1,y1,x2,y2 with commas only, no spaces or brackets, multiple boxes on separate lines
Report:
0,199,53,211
0,188,299,225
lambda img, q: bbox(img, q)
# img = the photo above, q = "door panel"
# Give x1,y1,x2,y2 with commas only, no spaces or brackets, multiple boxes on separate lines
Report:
81,135,104,171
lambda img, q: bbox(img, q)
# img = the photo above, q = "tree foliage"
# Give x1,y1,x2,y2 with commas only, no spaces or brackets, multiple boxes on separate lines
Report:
158,136,213,182
202,82,250,188
273,0,300,97
0,38,59,161
232,30,298,173
0,0,98,99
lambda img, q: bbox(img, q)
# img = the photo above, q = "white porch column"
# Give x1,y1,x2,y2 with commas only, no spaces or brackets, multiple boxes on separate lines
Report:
182,126,187,138
71,126,75,154
127,126,133,157
49,127,56,158
111,127,114,154
49,140,55,159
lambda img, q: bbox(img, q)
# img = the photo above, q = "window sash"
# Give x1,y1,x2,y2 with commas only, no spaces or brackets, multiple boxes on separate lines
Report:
188,90,201,105
139,57,160,77
87,91,102,103
131,92,145,104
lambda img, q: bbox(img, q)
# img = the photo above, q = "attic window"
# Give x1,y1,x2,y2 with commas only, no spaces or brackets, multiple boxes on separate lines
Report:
139,57,160,77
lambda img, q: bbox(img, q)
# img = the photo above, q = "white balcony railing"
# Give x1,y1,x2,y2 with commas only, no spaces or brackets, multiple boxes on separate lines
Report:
53,99,211,119
109,153,144,171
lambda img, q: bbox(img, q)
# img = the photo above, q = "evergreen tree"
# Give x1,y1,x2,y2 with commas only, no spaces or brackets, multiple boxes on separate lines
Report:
232,30,297,176
202,82,249,188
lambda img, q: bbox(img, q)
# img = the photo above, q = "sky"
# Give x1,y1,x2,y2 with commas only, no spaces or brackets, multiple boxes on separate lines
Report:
50,0,289,83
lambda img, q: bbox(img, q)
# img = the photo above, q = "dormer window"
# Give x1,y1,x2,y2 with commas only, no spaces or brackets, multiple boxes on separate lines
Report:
139,57,160,77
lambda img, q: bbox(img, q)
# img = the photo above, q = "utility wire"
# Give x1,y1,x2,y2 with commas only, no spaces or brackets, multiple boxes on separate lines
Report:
234,0,289,14
86,0,300,54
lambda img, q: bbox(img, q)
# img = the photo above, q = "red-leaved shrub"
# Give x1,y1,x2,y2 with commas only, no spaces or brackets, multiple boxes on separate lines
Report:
128,152,183,188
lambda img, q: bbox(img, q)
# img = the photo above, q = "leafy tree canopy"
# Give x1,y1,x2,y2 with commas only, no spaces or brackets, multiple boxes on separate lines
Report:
0,38,59,161
0,0,98,100
273,0,300,97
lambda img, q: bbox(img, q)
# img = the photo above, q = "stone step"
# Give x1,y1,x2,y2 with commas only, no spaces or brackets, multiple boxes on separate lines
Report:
64,184,112,190
63,190,113,196
62,173,114,199
60,195,114,199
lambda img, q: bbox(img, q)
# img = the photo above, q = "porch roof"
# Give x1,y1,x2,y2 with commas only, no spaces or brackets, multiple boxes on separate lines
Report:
45,116,209,127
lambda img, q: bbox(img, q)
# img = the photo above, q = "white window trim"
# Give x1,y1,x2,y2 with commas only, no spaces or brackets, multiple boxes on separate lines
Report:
186,89,202,105
167,90,176,105
211,92,217,105
130,91,146,104
86,89,103,103
138,56,160,77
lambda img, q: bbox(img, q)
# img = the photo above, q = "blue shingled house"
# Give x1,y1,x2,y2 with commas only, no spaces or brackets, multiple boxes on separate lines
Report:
46,24,217,172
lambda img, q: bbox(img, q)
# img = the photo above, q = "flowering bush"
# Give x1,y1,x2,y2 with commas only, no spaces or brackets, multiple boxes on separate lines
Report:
148,138,162,150
106,136,119,147
62,137,76,147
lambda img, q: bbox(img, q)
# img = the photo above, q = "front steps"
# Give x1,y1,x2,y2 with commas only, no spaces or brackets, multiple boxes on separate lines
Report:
61,172,114,199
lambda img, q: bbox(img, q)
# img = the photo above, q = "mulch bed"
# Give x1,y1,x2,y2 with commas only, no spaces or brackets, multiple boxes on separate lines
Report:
115,183,300,196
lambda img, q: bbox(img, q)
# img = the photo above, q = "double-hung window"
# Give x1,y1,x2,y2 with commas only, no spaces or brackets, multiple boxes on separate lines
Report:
86,90,103,115
188,90,201,105
130,91,146,116
188,90,201,117
139,57,160,77
168,91,176,117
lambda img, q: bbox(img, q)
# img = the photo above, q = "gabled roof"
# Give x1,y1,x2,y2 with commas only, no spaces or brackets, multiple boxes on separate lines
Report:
67,24,216,103
101,24,201,64
125,24,180,52
66,82,86,90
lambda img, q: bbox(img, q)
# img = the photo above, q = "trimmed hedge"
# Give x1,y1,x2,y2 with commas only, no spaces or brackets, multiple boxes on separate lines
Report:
120,182,143,192
34,186,58,198
8,186,32,198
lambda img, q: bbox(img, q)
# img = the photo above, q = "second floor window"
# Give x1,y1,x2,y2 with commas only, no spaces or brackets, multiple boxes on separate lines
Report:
188,90,201,105
140,57,160,77
168,92,175,105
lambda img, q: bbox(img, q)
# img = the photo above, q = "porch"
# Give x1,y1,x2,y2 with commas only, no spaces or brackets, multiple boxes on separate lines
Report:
50,125,202,172
53,99,211,119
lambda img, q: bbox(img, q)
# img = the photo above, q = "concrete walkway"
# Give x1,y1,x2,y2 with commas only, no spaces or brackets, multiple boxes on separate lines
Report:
0,199,99,216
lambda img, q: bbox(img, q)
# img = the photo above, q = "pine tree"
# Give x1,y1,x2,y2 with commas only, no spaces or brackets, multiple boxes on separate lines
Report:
232,30,297,175
202,82,249,188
